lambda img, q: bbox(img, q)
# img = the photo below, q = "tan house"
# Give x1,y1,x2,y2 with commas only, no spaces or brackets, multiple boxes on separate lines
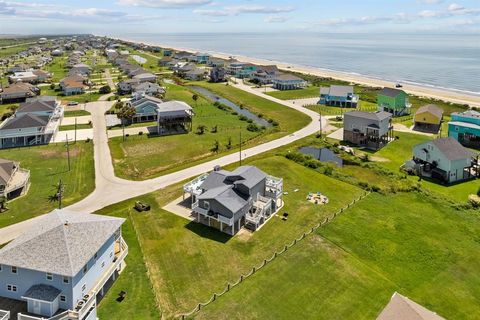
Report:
0,159,30,200
414,104,443,132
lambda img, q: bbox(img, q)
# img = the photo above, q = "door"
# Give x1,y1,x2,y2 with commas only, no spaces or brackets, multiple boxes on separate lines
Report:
33,300,41,315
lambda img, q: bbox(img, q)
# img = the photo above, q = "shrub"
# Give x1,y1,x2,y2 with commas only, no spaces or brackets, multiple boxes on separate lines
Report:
138,131,143,136
99,85,111,94
247,123,260,132
238,115,248,121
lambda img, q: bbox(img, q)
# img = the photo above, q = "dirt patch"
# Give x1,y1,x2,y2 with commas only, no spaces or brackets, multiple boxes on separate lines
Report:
370,156,390,162
39,148,81,158
236,228,253,242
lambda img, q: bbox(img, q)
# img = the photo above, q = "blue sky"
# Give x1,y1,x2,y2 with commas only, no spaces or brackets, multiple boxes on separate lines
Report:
0,0,479,35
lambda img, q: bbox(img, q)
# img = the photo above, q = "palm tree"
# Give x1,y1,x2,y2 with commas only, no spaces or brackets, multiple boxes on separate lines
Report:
48,179,66,209
116,104,136,125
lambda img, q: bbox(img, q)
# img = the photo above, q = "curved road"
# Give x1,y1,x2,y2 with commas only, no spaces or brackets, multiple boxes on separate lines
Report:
0,84,324,243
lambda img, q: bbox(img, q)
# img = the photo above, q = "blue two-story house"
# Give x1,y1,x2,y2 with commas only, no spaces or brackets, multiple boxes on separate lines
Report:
448,110,480,149
319,85,359,108
0,209,128,320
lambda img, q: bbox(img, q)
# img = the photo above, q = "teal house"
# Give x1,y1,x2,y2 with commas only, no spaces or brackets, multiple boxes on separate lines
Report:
448,110,480,149
377,88,411,116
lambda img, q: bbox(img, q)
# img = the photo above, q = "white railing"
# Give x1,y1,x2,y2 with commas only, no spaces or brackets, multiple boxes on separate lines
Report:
17,313,46,320
0,310,9,320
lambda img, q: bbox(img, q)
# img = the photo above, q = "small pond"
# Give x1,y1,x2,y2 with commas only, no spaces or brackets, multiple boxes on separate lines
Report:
299,147,343,167
131,55,147,64
188,86,271,127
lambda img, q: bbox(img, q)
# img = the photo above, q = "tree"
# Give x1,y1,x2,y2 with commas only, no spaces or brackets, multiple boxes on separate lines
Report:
50,83,55,90
211,125,218,133
117,104,136,125
196,125,206,135
0,196,8,213
192,94,199,107
211,140,219,153
99,85,112,94
225,137,232,149
48,179,66,209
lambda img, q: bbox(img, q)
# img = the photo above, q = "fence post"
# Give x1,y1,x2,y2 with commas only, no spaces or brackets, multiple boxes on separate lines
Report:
227,283,231,291
197,303,201,311
252,266,256,274
213,293,217,301
263,259,267,266
285,245,288,252
240,275,243,282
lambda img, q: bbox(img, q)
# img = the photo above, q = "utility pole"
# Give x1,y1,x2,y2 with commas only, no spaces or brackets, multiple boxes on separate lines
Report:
65,134,71,171
74,117,77,143
122,123,125,142
239,129,242,166
319,111,322,137
57,179,63,209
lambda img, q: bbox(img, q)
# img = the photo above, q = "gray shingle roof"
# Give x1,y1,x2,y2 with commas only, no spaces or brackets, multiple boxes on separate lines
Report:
197,185,248,216
0,159,17,186
377,292,445,320
17,100,56,113
379,88,405,98
0,113,48,130
345,111,392,121
22,284,61,303
323,85,354,97
0,209,125,277
228,166,267,189
431,137,473,161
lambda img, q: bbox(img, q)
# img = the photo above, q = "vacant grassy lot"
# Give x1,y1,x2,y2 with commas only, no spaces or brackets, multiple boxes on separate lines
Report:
109,84,268,179
197,192,480,319
45,56,68,82
59,123,92,131
0,142,94,228
306,100,378,116
95,155,365,318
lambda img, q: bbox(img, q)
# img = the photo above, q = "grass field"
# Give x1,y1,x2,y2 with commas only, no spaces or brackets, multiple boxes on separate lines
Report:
94,155,365,318
64,109,91,117
306,100,378,116
59,123,92,131
196,192,480,319
45,56,68,82
0,142,94,228
109,82,310,180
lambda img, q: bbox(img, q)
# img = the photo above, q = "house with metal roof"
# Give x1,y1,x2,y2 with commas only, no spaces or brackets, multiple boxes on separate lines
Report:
157,101,193,135
272,73,307,91
319,85,359,108
0,159,30,200
410,137,477,183
377,88,411,116
183,166,283,235
0,97,63,149
343,111,393,150
448,110,480,149
376,292,445,320
414,104,443,133
0,209,128,320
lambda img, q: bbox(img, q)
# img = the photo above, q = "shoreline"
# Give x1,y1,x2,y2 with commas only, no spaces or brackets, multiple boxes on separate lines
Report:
116,36,480,108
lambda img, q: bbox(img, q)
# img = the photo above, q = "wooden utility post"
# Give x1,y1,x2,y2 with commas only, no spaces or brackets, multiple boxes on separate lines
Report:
239,129,242,166
74,117,77,143
319,111,323,137
65,134,71,171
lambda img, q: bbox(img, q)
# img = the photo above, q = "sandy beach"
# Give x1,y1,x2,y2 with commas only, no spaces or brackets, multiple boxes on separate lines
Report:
118,37,480,108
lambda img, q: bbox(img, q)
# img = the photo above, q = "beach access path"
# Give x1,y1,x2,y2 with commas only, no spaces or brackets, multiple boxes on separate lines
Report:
0,84,324,244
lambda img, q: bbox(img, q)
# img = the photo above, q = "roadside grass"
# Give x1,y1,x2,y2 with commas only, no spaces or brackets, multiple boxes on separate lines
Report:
0,142,94,228
95,207,160,320
59,123,92,131
305,100,378,116
317,192,480,320
108,121,157,130
108,82,309,180
64,110,91,117
94,155,365,318
266,85,320,100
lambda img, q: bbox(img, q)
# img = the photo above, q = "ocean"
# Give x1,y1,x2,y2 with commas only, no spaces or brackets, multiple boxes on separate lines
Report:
120,33,480,95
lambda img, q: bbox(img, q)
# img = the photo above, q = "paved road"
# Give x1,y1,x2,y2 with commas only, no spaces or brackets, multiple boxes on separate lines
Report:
0,85,324,244
104,69,115,90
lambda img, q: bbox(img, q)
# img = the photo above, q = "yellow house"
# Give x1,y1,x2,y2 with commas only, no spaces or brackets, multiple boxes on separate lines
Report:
414,104,443,132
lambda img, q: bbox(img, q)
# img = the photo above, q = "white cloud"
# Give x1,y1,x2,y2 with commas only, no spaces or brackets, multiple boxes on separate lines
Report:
265,16,288,23
422,0,443,4
194,5,294,17
448,3,464,11
117,0,212,8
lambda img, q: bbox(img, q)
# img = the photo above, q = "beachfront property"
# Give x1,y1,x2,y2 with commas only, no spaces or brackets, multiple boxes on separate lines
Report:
343,111,393,150
377,88,411,116
207,58,225,68
251,65,280,84
163,49,173,56
409,137,476,184
0,97,63,149
448,110,480,149
209,67,226,83
157,101,193,135
0,83,40,104
0,209,128,320
191,52,210,64
272,74,307,91
227,62,257,79
319,85,359,108
0,159,30,200
376,292,445,320
413,104,443,132
183,166,283,235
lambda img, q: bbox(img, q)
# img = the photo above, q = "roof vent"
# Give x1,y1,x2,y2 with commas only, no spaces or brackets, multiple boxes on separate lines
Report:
214,165,221,172
64,220,69,226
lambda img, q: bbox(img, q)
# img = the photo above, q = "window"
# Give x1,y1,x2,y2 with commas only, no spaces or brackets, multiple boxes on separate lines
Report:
83,264,87,274
81,284,86,292
109,251,113,258
11,266,17,274
63,276,69,284
60,295,66,302
204,201,210,210
46,273,53,281
7,285,17,292
101,261,105,268
94,252,98,260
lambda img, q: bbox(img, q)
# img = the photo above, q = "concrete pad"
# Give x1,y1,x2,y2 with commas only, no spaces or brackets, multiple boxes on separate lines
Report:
162,196,196,221
286,97,319,106
52,129,93,142
327,128,344,140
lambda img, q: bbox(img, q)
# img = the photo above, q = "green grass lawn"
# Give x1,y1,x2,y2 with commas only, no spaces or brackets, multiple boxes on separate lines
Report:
0,44,31,58
197,192,480,319
45,56,68,82
64,110,91,117
41,86,104,103
0,142,94,228
266,85,320,100
109,82,310,180
94,155,365,318
59,123,92,131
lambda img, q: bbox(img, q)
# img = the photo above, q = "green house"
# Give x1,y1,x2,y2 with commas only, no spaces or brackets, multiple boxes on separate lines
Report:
377,88,411,116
